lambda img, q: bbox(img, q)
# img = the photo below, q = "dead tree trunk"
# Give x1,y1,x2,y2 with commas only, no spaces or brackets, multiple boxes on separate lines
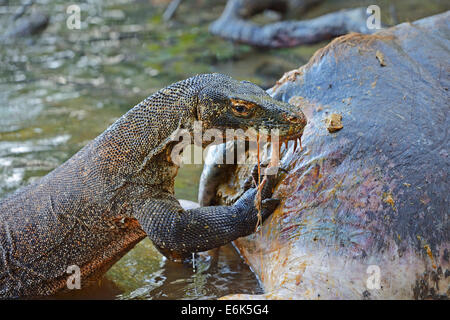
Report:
210,0,377,48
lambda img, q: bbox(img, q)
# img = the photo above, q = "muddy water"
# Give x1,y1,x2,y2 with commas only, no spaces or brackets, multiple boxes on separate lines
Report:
1,0,446,299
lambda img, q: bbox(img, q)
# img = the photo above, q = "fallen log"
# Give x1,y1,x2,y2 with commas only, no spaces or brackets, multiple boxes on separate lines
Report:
210,0,377,48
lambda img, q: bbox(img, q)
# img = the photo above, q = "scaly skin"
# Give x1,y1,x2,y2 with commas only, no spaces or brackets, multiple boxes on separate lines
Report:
0,73,306,298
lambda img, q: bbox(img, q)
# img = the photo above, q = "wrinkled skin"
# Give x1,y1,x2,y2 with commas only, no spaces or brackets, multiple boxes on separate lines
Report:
201,12,449,299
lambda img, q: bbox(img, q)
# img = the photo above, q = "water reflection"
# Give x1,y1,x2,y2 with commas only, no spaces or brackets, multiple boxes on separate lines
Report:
53,240,262,300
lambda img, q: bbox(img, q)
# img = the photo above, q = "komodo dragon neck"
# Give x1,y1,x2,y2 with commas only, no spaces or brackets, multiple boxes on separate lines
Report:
83,75,202,198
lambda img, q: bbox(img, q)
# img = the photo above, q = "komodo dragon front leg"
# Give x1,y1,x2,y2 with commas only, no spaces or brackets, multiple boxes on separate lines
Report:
135,178,279,261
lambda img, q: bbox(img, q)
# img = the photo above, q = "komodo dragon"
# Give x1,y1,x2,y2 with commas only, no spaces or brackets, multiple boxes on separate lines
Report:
0,73,306,298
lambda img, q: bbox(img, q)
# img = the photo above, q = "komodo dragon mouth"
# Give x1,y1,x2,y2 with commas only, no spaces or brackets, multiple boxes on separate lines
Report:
248,129,305,154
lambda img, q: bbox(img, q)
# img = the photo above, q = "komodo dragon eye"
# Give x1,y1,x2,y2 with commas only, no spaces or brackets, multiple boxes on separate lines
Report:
234,105,247,113
230,99,256,118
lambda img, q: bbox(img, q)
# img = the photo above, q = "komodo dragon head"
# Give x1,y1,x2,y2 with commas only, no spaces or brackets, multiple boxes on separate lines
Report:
193,73,306,144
